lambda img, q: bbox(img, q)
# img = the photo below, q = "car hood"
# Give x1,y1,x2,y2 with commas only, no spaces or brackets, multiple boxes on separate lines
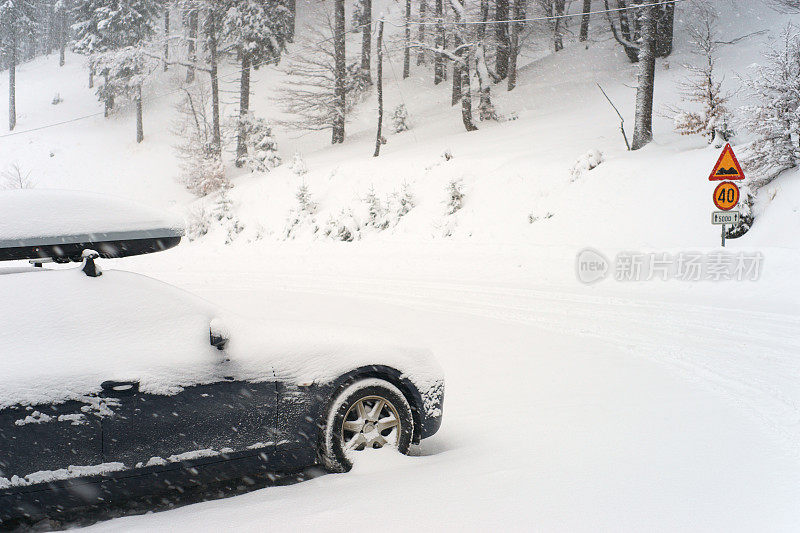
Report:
0,268,442,409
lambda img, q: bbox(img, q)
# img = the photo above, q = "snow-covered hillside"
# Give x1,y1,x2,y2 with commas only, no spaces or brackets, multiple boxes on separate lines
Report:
3,0,800,530
1,0,797,249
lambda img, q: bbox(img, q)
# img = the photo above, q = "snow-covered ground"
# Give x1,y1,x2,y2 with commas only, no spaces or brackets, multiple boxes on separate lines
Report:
81,243,800,532
2,0,800,530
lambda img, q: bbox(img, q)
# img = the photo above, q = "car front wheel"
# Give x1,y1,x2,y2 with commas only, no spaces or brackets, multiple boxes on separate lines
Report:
320,378,414,472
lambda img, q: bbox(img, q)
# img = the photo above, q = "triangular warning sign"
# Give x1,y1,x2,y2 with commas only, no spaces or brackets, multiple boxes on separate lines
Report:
709,143,745,181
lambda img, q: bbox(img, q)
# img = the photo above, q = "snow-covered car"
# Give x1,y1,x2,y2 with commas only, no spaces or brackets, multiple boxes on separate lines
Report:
0,259,444,523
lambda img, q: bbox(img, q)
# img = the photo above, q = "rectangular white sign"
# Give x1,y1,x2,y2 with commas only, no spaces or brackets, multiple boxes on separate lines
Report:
712,211,740,225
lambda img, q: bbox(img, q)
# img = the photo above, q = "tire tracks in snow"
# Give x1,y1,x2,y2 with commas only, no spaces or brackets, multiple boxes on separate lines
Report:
184,271,800,458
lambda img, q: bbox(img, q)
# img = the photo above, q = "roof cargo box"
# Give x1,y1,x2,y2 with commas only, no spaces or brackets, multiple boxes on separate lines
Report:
0,189,183,262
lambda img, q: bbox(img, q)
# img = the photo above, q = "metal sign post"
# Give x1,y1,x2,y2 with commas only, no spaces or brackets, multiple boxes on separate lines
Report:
709,144,744,247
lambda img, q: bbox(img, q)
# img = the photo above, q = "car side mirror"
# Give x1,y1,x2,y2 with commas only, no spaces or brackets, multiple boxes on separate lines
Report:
210,328,228,351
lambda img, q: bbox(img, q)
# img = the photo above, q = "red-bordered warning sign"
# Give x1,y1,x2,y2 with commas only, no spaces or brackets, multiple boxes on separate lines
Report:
709,143,745,181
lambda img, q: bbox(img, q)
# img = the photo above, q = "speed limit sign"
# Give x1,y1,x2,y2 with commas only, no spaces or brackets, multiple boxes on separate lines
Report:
713,181,739,211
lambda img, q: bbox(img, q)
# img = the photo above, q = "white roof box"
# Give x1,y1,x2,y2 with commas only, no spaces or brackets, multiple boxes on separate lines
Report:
0,189,184,262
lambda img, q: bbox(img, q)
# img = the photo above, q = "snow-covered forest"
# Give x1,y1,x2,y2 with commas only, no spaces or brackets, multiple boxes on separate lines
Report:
1,0,798,248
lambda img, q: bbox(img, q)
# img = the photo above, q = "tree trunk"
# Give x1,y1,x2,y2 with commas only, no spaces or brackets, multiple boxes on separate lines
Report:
46,2,54,56
631,5,656,150
434,0,444,84
58,6,66,67
104,73,114,117
374,20,384,157
186,9,198,83
476,43,495,118
89,66,94,88
136,86,144,143
333,0,347,144
164,8,170,71
208,10,222,155
9,27,16,131
495,0,509,79
417,0,427,65
655,1,674,58
579,0,591,42
554,0,565,52
287,0,296,42
461,47,477,131
361,0,372,84
236,53,251,167
403,0,411,78
616,0,640,62
508,0,524,90
451,60,461,106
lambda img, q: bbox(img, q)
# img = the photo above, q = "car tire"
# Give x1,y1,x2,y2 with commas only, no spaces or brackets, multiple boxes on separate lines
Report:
320,378,414,473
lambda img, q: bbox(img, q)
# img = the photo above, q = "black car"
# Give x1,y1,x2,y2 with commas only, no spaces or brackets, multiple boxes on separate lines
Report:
0,265,444,523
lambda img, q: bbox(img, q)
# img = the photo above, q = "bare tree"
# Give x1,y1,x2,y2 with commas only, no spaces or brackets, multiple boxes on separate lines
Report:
631,3,656,150
277,11,367,142
1,163,35,189
666,5,732,145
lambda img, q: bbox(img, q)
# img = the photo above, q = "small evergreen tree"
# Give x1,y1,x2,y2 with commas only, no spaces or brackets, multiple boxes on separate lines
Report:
391,104,410,133
290,152,308,176
236,113,282,172
72,0,161,115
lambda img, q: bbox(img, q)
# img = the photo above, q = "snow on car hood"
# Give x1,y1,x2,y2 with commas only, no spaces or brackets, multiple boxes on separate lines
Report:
0,268,442,409
0,189,183,247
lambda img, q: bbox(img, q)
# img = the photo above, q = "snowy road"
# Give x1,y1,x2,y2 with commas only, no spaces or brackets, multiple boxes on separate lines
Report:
83,244,800,532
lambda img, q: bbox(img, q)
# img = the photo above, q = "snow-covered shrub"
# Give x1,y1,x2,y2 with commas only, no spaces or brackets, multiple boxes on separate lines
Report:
391,104,410,133
184,190,244,243
322,209,360,242
726,182,755,239
236,113,281,172
741,24,800,184
180,155,229,197
669,5,733,145
445,179,465,215
51,93,63,105
174,85,230,197
442,149,454,161
290,152,308,176
285,184,320,239
185,203,212,241
363,187,390,230
570,149,604,182
1,164,35,190
528,212,554,224
389,184,415,223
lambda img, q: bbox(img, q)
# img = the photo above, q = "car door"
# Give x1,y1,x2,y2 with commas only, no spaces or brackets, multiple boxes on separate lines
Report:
99,377,280,469
0,400,102,481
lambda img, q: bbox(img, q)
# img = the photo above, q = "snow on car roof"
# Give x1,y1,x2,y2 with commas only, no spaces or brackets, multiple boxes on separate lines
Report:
0,189,183,248
1,268,443,409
